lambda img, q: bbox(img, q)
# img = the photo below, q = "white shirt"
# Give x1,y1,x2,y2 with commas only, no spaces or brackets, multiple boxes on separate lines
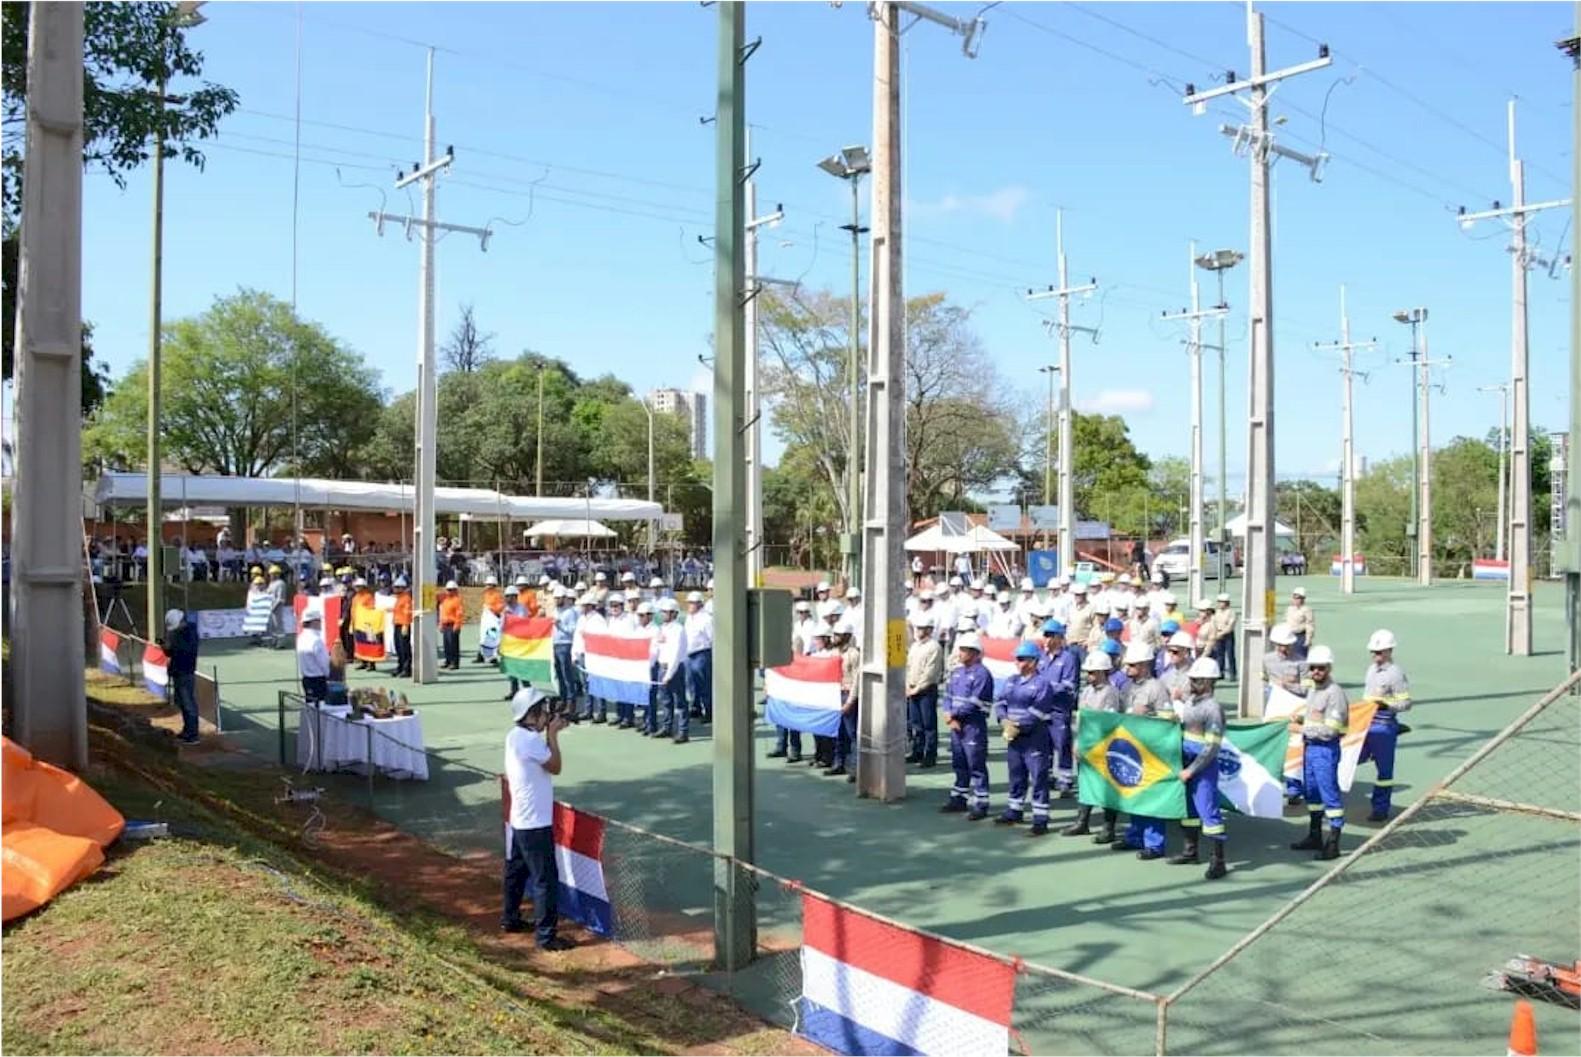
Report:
504,726,554,830
794,617,819,655
296,628,330,678
653,618,688,681
844,603,864,635
572,610,604,659
933,596,957,634
685,610,714,652
987,607,1024,639
1051,592,1074,625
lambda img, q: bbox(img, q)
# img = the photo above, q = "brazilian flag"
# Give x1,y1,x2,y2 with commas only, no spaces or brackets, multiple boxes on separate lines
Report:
1076,711,1187,818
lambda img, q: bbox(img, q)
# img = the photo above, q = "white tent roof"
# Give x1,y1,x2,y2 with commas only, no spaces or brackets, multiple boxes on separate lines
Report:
1223,513,1295,539
524,519,616,539
93,473,664,522
904,523,1020,554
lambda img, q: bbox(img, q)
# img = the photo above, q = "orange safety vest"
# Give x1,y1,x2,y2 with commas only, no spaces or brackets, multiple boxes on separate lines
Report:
439,593,466,629
523,590,541,617
482,586,505,616
393,593,413,628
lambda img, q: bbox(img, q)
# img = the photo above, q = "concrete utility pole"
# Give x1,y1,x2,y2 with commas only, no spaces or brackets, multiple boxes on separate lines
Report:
370,50,491,683
1455,99,1568,655
535,366,545,495
857,0,984,802
1037,363,1058,507
1560,10,1580,678
1162,242,1227,605
1479,383,1512,561
1025,210,1096,575
1314,286,1375,595
10,1,85,769
1391,317,1449,588
1183,5,1329,717
743,144,788,590
710,0,753,971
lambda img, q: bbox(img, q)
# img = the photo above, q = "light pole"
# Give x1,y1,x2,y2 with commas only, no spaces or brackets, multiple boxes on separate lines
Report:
638,396,656,555
1393,308,1429,582
1479,383,1512,561
818,145,871,587
1194,249,1242,596
1037,364,1059,506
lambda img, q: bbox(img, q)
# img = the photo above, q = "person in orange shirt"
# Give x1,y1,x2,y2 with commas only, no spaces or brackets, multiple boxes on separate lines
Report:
439,580,466,670
477,575,506,665
391,576,414,677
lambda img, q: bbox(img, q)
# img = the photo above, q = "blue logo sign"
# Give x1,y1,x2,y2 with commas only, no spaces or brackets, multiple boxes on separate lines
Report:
1105,738,1144,788
1215,743,1242,780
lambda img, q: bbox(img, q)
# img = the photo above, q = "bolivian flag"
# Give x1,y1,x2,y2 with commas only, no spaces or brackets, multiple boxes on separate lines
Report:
500,614,555,686
1076,710,1186,818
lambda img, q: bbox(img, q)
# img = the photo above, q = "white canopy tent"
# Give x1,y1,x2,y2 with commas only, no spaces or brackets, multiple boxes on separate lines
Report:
904,523,1020,554
1223,513,1296,540
93,473,665,522
524,519,616,539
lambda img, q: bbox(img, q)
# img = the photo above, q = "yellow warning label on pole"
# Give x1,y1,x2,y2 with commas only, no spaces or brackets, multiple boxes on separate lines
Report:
1264,589,1276,625
887,618,908,668
422,585,437,611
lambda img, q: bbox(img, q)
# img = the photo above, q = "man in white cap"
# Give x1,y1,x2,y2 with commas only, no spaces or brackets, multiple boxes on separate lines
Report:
552,584,580,711
1066,583,1094,659
1014,577,1039,633
684,591,714,724
1359,629,1412,821
296,609,330,707
164,607,202,743
592,570,610,605
987,590,1024,639
652,598,691,742
1049,575,1074,626
1265,622,1309,803
934,582,959,656
501,687,575,950
814,580,833,614
647,576,668,604
1283,587,1315,660
792,599,818,656
573,593,608,723
438,580,466,670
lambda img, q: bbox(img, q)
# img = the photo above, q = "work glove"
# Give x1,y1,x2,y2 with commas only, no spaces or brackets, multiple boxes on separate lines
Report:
1001,720,1021,742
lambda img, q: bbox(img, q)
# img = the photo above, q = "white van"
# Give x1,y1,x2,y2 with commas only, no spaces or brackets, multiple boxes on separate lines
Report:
1153,538,1234,583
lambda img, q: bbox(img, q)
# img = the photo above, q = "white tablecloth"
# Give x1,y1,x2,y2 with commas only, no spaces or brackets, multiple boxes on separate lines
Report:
296,704,430,780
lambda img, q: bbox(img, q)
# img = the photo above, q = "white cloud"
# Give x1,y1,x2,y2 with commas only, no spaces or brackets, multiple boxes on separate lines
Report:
1077,389,1155,415
686,367,712,395
910,185,1030,223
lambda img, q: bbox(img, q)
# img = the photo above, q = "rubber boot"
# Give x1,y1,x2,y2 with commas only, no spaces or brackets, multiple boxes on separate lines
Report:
1062,804,1092,837
1290,812,1323,851
1204,840,1228,880
1169,831,1200,865
1091,809,1118,845
1316,826,1341,861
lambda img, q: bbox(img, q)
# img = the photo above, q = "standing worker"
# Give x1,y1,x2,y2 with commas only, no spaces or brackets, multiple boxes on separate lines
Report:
438,580,466,670
1212,593,1237,679
573,594,607,723
391,576,413,677
1283,587,1315,660
652,599,690,743
552,586,579,709
1110,643,1172,859
1038,620,1080,797
1172,657,1230,879
994,642,1056,835
904,615,944,768
500,687,575,950
1264,623,1309,803
1064,650,1123,838
684,591,714,725
296,610,330,705
164,608,202,745
1289,645,1349,860
477,575,506,665
1359,629,1412,822
940,634,994,820
828,625,861,781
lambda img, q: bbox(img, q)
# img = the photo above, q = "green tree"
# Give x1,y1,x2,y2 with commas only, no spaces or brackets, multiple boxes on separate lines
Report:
1276,479,1342,562
83,289,384,477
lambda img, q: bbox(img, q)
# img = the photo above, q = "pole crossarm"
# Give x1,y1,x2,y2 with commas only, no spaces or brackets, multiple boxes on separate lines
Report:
1182,53,1332,107
1458,198,1571,223
368,211,493,249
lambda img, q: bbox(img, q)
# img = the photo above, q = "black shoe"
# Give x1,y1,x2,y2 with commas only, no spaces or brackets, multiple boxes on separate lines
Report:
823,766,847,777
1366,810,1388,823
993,812,1022,826
1027,822,1050,837
786,754,803,764
1286,794,1305,807
673,736,689,745
177,732,201,745
1136,848,1165,861
1316,828,1341,861
966,808,988,821
1109,840,1135,852
1396,723,1411,734
768,749,788,758
537,936,577,952
1062,806,1092,836
904,753,922,765
1056,788,1074,800
920,757,937,769
1290,814,1323,851
1092,829,1117,845
592,716,608,725
1205,842,1228,880
1169,838,1201,865
940,800,968,814
500,920,529,934
847,773,856,783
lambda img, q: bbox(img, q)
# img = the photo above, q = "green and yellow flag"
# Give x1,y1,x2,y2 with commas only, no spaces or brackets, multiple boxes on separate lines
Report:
1076,710,1186,818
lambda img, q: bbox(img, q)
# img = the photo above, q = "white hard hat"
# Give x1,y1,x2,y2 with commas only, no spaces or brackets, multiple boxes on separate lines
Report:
1114,600,1131,612
971,577,986,590
816,580,832,593
794,600,812,611
621,571,636,583
1158,592,1175,606
1117,574,1132,585
1306,645,1336,666
1292,586,1307,597
826,601,846,617
956,633,982,653
394,575,410,588
515,576,531,587
574,580,588,591
319,576,335,587
1122,643,1155,666
484,575,499,586
1167,631,1196,650
301,610,321,624
914,614,936,628
920,589,936,601
1151,571,1165,584
1269,623,1296,646
164,607,185,631
996,590,1012,603
607,594,625,606
636,601,655,616
1216,592,1231,603
1057,575,1071,587
594,571,608,582
353,576,368,587
1030,602,1052,618
1082,651,1114,673
686,591,705,604
505,585,520,596
836,618,856,636
846,587,861,599
1368,629,1397,652
1196,598,1215,611
511,687,547,722
1093,600,1111,615
554,584,571,596
539,575,553,586
625,589,641,601
659,597,680,612
579,593,597,607
1133,597,1150,609
1187,657,1222,680
1072,582,1088,594
948,576,963,587
649,577,665,588
444,579,459,590
1020,577,1035,591
956,616,978,632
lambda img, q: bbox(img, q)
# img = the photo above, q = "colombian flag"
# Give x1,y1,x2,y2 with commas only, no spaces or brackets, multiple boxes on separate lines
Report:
500,614,555,685
1076,710,1186,818
351,593,386,661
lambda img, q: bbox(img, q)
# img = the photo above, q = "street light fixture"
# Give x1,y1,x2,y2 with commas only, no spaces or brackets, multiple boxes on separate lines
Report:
1194,248,1242,594
818,144,871,586
1393,307,1429,581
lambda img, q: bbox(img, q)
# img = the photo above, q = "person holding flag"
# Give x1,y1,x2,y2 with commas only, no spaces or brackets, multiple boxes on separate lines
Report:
1110,643,1172,859
941,634,994,821
476,575,506,665
1063,651,1123,839
1038,619,1080,797
1289,644,1350,861
349,577,383,672
994,641,1056,835
572,594,607,723
1171,657,1229,879
553,586,580,714
1359,629,1411,822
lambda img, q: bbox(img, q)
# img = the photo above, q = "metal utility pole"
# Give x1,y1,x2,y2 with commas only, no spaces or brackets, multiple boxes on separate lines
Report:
857,0,984,802
1560,10,1580,679
1314,286,1375,595
1479,383,1511,561
710,0,753,972
638,397,656,554
1456,100,1570,655
1025,210,1096,575
10,1,85,769
1183,7,1329,716
370,50,491,683
1163,242,1227,605
1196,249,1243,596
744,148,788,590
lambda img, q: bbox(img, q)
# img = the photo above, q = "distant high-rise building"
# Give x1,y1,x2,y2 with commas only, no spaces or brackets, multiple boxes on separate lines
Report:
648,388,708,459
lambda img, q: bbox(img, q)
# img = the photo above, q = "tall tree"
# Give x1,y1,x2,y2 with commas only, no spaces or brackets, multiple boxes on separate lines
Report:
440,302,494,374
83,290,384,477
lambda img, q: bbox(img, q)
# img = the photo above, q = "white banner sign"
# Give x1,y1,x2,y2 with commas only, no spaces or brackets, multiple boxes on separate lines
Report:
987,504,1021,531
1028,505,1060,530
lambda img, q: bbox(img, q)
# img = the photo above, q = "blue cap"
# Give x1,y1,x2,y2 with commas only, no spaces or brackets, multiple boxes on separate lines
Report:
1041,619,1067,637
1160,619,1181,635
1104,617,1125,633
1013,641,1042,661
1101,638,1123,656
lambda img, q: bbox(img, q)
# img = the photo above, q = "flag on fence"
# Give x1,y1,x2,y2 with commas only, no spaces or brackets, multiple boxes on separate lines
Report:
243,592,276,635
1076,710,1185,818
142,644,169,700
500,615,554,684
797,890,1016,1057
352,594,387,661
293,595,341,639
553,802,613,937
1278,698,1379,793
979,636,1020,698
581,632,653,707
98,629,121,676
764,654,845,736
1216,720,1290,818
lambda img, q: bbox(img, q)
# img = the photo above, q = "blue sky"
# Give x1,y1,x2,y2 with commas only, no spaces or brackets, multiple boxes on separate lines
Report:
60,1,1577,493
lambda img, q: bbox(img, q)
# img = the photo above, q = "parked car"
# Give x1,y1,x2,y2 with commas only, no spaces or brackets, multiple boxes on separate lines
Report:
1153,537,1235,584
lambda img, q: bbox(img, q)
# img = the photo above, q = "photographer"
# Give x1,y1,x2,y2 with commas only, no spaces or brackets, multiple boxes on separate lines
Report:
501,688,575,951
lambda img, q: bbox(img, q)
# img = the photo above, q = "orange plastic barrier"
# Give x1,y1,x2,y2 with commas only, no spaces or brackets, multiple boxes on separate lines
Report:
2,737,125,921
